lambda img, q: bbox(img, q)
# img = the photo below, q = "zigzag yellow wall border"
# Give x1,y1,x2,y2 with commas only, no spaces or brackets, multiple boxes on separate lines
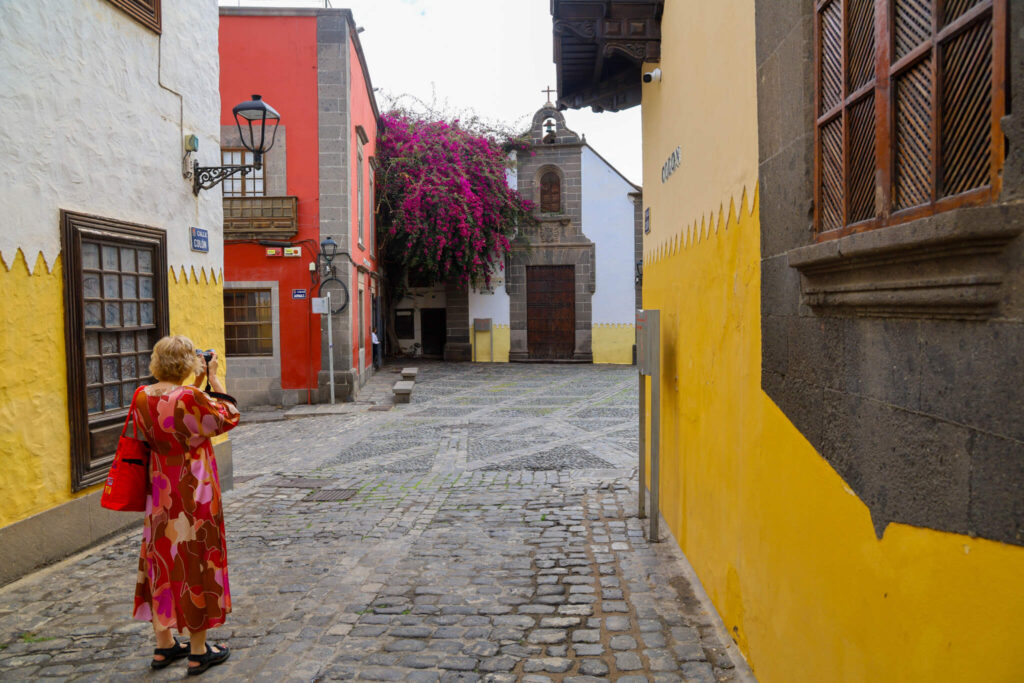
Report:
642,184,1024,681
0,258,227,527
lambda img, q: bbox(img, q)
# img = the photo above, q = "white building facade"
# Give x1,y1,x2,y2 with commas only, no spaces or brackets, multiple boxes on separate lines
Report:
0,0,227,584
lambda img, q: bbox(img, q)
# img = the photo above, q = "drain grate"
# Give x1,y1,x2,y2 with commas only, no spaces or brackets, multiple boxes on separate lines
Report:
267,477,335,488
304,488,358,502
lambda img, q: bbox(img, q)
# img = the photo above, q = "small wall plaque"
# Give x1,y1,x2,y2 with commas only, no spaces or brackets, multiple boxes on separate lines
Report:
292,289,308,300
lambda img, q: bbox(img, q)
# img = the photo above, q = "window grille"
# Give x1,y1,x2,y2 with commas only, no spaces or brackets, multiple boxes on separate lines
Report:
814,0,1005,236
224,289,274,356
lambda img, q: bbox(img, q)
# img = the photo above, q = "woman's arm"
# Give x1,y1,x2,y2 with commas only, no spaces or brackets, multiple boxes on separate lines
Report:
183,386,241,439
206,352,227,395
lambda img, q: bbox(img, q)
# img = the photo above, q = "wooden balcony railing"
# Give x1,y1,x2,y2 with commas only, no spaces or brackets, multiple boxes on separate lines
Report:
223,196,298,240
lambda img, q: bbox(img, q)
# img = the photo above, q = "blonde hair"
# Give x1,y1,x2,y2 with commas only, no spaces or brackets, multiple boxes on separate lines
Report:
149,335,201,383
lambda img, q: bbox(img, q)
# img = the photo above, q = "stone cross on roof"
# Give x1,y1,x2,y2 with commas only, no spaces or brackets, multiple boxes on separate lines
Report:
542,86,557,104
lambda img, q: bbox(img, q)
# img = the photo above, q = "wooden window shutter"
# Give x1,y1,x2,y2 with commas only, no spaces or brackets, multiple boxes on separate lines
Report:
540,172,562,213
107,0,161,34
814,0,1005,238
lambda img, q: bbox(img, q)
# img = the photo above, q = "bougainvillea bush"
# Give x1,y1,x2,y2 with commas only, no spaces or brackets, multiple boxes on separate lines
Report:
376,112,534,299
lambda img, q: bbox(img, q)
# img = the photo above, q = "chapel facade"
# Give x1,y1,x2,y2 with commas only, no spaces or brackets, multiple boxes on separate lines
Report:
392,103,641,365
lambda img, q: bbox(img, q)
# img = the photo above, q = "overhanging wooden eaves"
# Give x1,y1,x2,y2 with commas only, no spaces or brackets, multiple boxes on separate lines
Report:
551,0,663,112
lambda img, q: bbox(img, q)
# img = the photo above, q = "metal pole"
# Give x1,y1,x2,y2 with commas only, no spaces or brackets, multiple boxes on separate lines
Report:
649,311,660,543
327,291,335,405
638,371,647,519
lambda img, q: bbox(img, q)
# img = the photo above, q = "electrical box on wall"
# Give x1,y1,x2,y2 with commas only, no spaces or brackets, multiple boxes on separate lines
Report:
265,248,282,257
284,247,302,257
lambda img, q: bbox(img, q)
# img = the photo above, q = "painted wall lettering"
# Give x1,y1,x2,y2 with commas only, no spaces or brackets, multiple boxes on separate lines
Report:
661,146,681,183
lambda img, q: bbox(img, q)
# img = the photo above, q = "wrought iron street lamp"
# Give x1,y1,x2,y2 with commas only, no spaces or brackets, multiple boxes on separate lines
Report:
635,259,643,286
192,94,280,194
320,236,338,266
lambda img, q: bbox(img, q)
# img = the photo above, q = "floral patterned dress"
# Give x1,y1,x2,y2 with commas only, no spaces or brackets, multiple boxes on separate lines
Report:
131,385,240,633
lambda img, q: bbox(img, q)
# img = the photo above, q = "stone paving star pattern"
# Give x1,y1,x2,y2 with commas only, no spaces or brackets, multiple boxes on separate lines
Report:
0,362,751,682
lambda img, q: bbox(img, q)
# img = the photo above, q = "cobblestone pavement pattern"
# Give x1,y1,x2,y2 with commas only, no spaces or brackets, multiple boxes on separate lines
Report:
0,363,752,682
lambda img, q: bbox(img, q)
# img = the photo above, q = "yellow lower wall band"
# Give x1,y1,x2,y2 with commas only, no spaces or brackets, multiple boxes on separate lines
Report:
592,323,634,364
469,324,510,363
643,186,1024,681
0,260,227,527
467,324,634,364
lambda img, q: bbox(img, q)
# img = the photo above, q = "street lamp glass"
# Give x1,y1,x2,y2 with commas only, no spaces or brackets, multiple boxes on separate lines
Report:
232,94,280,160
320,236,338,261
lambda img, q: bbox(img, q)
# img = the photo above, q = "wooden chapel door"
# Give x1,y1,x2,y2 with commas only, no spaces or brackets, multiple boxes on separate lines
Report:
526,265,575,360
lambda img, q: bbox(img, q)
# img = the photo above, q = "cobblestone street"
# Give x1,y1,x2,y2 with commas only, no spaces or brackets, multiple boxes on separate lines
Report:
0,363,751,682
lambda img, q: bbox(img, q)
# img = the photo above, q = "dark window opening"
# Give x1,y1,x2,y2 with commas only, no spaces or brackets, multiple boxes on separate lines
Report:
224,289,273,356
395,309,415,339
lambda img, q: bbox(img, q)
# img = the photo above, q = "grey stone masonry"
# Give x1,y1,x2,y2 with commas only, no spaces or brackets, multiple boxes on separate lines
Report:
317,10,355,401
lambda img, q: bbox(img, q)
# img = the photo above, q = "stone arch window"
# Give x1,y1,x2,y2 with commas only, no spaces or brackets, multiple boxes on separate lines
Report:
540,171,562,213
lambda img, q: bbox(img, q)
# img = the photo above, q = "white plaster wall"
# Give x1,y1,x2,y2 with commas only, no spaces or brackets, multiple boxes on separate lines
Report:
506,150,518,189
0,0,222,277
582,146,638,324
468,256,510,327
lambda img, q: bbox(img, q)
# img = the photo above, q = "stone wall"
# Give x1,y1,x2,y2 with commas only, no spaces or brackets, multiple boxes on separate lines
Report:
756,0,1024,545
316,11,355,400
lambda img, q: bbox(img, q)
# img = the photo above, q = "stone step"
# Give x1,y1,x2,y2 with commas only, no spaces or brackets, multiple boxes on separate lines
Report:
393,380,415,403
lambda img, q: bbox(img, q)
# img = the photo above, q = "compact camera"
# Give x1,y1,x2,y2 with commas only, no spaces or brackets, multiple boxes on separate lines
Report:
196,349,215,364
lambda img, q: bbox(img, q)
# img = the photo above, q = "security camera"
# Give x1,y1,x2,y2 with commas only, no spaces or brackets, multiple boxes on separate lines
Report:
643,68,662,84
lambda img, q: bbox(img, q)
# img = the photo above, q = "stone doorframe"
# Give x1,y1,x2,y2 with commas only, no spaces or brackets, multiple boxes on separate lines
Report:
508,242,596,362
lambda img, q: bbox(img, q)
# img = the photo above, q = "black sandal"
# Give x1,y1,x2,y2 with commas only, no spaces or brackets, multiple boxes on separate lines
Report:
187,644,230,676
151,637,190,669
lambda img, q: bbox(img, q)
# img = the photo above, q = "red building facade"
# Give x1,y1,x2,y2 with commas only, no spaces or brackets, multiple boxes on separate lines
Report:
219,7,379,405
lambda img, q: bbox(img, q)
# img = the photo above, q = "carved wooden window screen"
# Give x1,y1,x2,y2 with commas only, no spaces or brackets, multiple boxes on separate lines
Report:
107,0,161,34
814,0,1006,237
62,211,168,491
224,289,273,357
540,171,562,213
221,148,264,198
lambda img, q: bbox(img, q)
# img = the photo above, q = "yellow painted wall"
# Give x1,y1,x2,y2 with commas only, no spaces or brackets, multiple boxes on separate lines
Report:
641,0,759,252
644,188,1024,682
638,0,1024,678
469,323,510,363
168,266,227,390
0,258,225,527
592,323,634,364
0,250,72,527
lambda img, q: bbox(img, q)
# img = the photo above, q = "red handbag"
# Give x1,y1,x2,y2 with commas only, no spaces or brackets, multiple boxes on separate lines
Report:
100,386,151,512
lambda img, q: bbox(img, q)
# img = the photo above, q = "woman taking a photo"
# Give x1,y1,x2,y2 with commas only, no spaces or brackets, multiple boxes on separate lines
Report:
129,335,240,675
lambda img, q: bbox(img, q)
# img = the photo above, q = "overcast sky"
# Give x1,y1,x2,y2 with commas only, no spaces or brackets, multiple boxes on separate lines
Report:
218,0,643,185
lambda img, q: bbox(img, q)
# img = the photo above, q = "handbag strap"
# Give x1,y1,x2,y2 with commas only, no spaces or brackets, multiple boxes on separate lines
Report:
119,386,147,440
